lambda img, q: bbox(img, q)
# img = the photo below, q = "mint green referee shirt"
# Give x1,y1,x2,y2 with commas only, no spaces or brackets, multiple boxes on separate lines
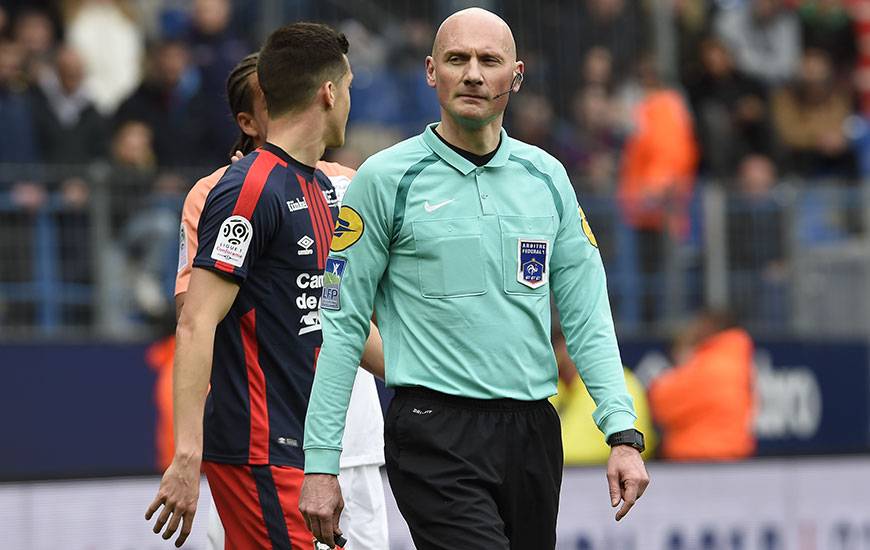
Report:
304,123,637,475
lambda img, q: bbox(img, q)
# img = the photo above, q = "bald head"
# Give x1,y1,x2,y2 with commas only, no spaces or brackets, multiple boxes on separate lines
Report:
432,8,516,61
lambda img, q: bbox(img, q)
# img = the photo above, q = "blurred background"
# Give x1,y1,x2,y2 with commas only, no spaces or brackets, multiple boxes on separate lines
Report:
1,0,869,548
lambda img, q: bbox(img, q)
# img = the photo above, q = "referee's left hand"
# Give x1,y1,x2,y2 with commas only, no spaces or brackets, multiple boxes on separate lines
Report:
299,473,344,548
606,445,649,521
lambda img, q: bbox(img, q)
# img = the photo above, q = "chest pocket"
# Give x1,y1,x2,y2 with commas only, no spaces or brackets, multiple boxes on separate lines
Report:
412,217,486,298
500,215,556,295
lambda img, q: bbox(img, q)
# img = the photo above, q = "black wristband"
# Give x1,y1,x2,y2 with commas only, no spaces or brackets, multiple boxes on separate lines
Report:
607,429,645,453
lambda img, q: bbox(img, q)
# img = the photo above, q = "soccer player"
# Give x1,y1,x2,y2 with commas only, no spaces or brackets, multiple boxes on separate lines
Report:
146,23,382,549
169,51,388,549
300,8,649,549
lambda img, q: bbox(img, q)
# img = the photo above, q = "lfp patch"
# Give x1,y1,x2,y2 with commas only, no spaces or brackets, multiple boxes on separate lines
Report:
517,239,549,289
321,257,347,310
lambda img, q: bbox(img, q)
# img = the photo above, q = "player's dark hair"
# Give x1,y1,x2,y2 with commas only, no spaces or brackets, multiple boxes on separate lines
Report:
257,22,349,117
226,52,259,156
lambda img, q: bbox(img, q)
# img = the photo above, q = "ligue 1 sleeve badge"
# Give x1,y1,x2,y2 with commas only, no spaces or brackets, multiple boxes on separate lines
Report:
517,239,549,289
579,205,598,248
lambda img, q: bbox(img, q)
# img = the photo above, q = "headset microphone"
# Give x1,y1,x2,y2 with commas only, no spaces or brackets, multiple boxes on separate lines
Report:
492,72,523,100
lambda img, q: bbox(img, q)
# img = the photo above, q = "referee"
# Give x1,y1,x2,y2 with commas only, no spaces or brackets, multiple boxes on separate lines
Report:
300,8,649,549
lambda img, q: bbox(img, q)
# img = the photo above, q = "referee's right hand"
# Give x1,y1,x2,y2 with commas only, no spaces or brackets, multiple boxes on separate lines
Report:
299,473,344,548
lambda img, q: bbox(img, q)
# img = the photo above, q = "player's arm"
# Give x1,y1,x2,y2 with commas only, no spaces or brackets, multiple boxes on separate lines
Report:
146,268,238,547
150,161,283,546
175,183,205,321
172,269,238,458
359,321,385,379
548,162,649,521
175,294,186,322
300,162,394,547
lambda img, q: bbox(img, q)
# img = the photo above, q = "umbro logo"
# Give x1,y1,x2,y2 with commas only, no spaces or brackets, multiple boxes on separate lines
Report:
424,199,455,213
297,235,314,255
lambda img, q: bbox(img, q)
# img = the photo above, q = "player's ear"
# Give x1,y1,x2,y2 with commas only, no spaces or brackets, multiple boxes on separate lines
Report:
323,80,336,109
236,112,258,139
425,56,437,89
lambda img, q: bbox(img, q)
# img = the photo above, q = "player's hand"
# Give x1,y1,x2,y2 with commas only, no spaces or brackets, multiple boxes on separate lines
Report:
606,445,649,521
230,150,244,163
145,454,201,547
299,474,344,548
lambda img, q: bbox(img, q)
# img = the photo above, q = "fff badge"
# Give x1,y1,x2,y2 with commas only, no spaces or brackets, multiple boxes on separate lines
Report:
517,239,549,289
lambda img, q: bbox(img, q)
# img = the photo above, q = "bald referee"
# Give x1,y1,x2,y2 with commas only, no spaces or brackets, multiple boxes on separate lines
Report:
300,8,649,549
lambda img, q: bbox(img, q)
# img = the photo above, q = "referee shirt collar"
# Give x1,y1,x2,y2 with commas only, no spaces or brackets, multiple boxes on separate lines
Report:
422,123,511,176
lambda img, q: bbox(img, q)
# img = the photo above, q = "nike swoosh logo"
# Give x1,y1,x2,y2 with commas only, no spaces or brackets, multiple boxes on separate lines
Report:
424,199,455,213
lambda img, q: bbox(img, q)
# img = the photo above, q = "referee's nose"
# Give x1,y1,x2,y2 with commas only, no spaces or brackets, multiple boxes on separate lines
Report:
462,58,484,88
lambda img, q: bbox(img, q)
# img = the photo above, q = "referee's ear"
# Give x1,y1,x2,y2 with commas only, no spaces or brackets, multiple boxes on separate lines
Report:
425,56,437,89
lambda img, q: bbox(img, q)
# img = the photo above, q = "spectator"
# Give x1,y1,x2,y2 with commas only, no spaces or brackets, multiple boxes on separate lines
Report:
798,0,856,76
715,0,801,87
0,38,44,206
546,0,648,93
63,0,144,114
727,155,788,327
674,0,716,85
12,7,57,84
567,85,624,195
581,46,615,90
0,40,38,168
185,0,249,151
55,176,93,325
30,45,107,164
343,19,403,129
771,48,856,178
0,6,8,36
101,120,160,336
115,40,215,167
389,18,440,135
550,324,656,465
0,38,42,328
107,120,156,233
688,36,773,178
648,310,756,461
507,92,569,156
120,172,185,321
617,55,698,322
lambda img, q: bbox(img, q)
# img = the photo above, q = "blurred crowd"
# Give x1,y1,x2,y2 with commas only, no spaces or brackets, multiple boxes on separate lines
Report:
0,0,867,334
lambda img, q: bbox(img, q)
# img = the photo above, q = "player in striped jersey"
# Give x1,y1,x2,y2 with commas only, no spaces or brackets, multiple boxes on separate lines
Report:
147,23,385,549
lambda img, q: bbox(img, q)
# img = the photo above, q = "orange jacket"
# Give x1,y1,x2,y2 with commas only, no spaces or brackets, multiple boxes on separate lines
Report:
648,328,756,460
618,89,698,234
146,335,176,470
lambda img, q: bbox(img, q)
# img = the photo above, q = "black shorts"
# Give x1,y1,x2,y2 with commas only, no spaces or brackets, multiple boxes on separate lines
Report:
385,386,563,550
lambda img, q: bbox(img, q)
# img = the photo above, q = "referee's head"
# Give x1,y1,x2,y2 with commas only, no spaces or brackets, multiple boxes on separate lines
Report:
426,8,523,128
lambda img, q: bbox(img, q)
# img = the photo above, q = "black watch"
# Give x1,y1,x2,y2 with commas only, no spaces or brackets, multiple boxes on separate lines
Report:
607,429,645,453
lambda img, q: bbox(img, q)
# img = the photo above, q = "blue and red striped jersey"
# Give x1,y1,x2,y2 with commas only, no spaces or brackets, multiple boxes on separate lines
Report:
193,142,339,467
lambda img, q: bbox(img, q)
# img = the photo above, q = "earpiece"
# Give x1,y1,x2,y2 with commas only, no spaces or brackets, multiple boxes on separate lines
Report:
493,72,524,100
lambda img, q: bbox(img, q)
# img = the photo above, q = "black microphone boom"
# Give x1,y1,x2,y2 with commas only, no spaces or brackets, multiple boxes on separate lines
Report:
492,72,522,100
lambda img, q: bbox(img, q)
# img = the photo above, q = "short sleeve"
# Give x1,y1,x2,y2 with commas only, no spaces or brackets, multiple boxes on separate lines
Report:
193,169,283,283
